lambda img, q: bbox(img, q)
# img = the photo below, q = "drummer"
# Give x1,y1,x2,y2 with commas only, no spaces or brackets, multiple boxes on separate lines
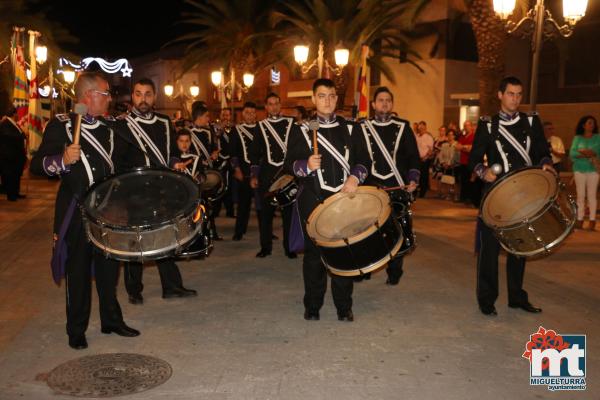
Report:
358,86,420,285
175,129,201,181
469,76,554,316
285,78,370,322
30,72,139,349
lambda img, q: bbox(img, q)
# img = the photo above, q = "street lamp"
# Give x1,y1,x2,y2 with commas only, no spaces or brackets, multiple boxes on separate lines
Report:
35,45,47,64
210,67,254,103
494,0,588,111
293,40,349,78
62,70,75,83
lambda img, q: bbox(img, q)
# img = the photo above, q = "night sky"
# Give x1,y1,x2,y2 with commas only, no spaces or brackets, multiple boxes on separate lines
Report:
41,0,186,59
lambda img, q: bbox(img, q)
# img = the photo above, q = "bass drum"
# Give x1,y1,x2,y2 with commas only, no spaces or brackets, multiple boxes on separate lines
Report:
480,167,576,257
82,167,203,262
306,186,403,276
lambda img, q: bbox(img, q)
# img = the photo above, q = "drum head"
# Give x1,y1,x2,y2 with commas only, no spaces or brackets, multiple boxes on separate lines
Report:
83,168,199,228
269,174,294,192
481,168,557,228
198,170,222,191
307,186,391,246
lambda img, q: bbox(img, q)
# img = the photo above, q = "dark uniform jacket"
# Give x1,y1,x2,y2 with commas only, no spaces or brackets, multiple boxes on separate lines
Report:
189,125,217,169
0,117,27,169
359,116,421,187
284,115,370,221
250,116,295,189
469,112,551,191
230,123,259,178
30,114,117,233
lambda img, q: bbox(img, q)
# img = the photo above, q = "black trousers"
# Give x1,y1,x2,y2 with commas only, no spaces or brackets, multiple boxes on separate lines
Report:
124,259,184,296
418,159,431,198
0,163,23,200
459,164,473,202
258,188,292,253
387,256,404,281
234,178,252,237
65,220,123,337
303,231,353,313
477,219,528,308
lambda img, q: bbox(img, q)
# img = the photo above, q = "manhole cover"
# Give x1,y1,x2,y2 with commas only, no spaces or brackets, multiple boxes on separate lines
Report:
46,353,172,397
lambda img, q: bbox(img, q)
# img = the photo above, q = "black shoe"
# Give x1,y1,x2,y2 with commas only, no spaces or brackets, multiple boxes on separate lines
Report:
354,272,371,282
128,293,143,305
101,324,140,337
162,287,198,299
17,194,26,199
232,234,243,241
256,249,271,258
68,335,88,350
385,277,400,285
212,234,224,241
272,234,279,240
286,252,297,259
480,305,498,316
7,197,17,202
303,310,320,320
508,302,542,313
337,309,354,322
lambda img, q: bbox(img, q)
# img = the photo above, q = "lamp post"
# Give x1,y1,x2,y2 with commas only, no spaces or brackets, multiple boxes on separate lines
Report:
163,80,201,119
293,40,349,78
493,0,588,111
210,67,254,111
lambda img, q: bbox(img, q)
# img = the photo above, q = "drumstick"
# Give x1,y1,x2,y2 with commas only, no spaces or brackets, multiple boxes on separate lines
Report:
308,120,319,155
72,103,88,145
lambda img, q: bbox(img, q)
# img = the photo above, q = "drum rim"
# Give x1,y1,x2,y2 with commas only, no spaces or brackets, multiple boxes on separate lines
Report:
268,174,295,192
306,186,392,247
83,167,200,229
480,166,559,228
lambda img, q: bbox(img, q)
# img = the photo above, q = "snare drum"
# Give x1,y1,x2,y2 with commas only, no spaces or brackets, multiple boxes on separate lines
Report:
267,174,298,207
82,168,203,261
389,190,416,256
306,186,404,276
198,169,226,202
480,167,576,257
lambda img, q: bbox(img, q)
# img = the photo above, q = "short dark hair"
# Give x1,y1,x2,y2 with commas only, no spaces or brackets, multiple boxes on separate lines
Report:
575,115,598,136
312,78,335,93
295,105,308,119
4,105,17,117
243,101,256,109
192,100,207,112
176,128,192,139
265,92,280,103
192,105,209,121
372,86,394,102
133,78,156,94
498,76,523,93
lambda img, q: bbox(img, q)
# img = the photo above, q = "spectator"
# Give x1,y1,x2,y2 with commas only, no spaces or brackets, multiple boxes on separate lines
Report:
543,121,565,172
415,120,434,198
435,129,460,200
456,120,476,204
0,106,28,201
569,115,600,231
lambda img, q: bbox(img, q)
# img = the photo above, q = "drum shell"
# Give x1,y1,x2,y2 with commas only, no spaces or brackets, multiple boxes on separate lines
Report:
480,167,576,257
391,200,416,256
315,211,403,277
270,180,298,208
491,190,575,256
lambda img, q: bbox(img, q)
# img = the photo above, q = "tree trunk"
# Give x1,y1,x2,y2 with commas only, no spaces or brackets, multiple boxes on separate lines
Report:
468,0,507,116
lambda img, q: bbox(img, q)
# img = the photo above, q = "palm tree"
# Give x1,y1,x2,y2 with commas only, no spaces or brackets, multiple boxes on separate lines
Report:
272,0,431,83
172,0,283,77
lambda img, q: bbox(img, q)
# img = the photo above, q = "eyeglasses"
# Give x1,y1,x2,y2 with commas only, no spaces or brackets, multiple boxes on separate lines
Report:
92,89,111,97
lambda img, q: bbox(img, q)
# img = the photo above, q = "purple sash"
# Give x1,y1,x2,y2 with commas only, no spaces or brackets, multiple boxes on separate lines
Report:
288,187,305,254
50,198,77,284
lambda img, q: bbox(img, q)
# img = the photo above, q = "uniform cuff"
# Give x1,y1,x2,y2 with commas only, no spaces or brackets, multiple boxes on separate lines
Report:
43,154,70,176
539,157,552,167
474,163,487,179
407,169,420,183
250,165,260,179
230,156,240,169
351,164,368,184
293,160,309,177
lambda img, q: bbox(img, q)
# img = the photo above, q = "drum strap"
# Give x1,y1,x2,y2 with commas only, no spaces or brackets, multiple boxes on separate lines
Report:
494,116,533,166
191,131,212,165
236,125,255,164
126,116,168,167
364,120,405,186
316,132,351,175
81,127,114,174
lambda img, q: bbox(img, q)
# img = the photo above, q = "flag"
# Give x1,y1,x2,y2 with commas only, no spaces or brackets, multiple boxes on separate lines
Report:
27,30,44,154
11,29,29,122
356,45,369,119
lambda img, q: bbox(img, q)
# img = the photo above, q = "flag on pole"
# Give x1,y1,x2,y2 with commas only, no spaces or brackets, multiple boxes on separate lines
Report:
356,45,369,119
11,28,29,122
27,30,44,154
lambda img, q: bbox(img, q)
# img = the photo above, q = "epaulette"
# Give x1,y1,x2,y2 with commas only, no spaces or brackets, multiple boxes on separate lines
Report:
479,115,491,122
56,113,70,122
